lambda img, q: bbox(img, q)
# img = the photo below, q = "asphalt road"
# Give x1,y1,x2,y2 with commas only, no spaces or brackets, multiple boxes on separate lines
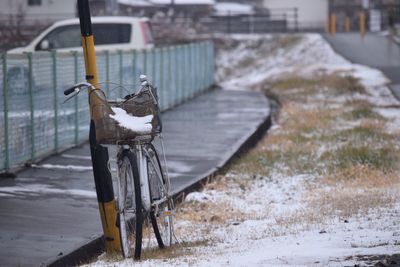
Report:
324,32,400,99
0,88,270,266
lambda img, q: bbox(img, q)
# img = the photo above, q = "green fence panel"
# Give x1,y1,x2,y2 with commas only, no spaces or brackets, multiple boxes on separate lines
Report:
0,41,214,172
7,54,32,166
1,54,8,170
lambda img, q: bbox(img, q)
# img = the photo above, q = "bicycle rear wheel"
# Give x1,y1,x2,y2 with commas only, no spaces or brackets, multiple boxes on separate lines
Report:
117,150,143,259
146,144,173,248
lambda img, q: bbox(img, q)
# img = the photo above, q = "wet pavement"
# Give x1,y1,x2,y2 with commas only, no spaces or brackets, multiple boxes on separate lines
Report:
324,33,400,99
0,88,270,266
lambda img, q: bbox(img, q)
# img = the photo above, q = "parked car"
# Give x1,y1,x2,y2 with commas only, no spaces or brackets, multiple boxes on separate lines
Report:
6,16,154,95
8,16,154,53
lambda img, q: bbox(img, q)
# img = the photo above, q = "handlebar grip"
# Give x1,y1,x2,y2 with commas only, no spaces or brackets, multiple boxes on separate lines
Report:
64,86,77,96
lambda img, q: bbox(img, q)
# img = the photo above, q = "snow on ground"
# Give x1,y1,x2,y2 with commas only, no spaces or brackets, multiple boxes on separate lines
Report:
84,34,400,267
217,34,389,90
31,163,93,171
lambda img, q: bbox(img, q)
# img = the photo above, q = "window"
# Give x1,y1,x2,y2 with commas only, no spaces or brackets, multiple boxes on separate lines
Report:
142,22,154,45
36,25,81,50
35,23,131,51
28,0,42,6
92,24,131,45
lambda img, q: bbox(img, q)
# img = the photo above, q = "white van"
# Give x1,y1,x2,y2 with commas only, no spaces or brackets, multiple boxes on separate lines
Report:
6,16,154,94
8,16,154,53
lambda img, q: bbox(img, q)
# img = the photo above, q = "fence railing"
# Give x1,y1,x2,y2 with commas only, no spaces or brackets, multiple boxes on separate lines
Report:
0,41,215,172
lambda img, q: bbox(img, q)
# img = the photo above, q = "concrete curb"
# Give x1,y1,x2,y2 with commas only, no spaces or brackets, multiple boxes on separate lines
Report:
45,236,104,267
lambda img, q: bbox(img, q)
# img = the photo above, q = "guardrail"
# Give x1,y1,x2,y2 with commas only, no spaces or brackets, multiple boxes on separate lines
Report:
0,41,215,172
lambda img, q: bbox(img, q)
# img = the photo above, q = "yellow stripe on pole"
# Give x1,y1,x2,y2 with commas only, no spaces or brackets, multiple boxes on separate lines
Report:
345,16,351,32
98,200,121,252
330,14,336,36
325,17,330,34
360,11,366,40
81,35,99,88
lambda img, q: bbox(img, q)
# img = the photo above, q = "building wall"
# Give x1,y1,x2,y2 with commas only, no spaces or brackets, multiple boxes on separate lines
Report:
0,0,75,21
264,0,328,28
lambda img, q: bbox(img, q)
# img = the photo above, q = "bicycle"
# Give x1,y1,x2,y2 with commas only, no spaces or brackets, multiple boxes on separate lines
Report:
64,75,175,259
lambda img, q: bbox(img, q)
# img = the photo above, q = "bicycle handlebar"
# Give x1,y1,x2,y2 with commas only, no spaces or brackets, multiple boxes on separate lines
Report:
64,86,77,96
64,82,95,96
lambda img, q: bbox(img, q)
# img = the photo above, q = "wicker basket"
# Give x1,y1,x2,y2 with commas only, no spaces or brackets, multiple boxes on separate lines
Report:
90,88,160,145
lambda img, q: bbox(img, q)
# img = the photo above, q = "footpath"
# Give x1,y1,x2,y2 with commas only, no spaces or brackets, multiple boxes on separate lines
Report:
324,32,400,99
0,88,271,266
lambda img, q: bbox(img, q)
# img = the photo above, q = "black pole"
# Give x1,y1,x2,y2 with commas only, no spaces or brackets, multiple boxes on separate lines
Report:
77,0,121,253
78,0,92,36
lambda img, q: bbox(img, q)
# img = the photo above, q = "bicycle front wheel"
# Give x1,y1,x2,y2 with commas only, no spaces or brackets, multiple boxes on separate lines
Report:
146,144,173,248
117,150,143,259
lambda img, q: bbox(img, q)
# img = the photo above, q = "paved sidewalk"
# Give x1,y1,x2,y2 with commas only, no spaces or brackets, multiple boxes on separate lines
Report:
324,32,400,99
0,88,270,266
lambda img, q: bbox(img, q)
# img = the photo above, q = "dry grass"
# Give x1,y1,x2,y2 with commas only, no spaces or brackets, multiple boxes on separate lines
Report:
177,176,250,225
343,105,386,121
320,145,399,173
324,165,400,188
161,65,400,260
268,73,365,95
140,240,209,260
238,72,400,226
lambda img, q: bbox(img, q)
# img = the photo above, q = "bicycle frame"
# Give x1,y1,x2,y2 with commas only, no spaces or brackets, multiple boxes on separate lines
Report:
135,144,152,212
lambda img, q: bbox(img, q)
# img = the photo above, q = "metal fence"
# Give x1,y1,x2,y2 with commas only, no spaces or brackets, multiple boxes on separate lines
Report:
202,8,300,33
0,41,215,172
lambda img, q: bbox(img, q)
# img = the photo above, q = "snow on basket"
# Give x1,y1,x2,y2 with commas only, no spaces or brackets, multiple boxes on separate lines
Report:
109,107,153,134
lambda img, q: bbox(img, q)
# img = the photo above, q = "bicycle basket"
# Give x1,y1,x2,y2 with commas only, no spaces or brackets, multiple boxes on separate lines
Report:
91,87,160,145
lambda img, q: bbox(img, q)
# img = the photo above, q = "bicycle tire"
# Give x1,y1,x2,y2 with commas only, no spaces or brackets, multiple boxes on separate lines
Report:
146,144,173,248
117,149,143,259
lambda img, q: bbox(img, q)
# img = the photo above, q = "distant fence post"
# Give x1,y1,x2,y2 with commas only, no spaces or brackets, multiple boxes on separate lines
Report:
2,54,10,171
249,15,254,34
27,53,35,160
198,43,201,91
151,48,158,86
173,46,177,105
211,42,215,85
143,49,148,76
330,14,337,36
325,16,330,33
174,46,180,104
105,51,110,96
118,50,123,97
159,48,165,110
345,16,351,32
199,43,203,90
227,11,232,33
192,44,196,94
52,51,58,153
360,11,366,40
294,8,299,32
185,44,190,99
73,51,79,145
168,46,173,107
179,46,184,100
132,50,137,80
